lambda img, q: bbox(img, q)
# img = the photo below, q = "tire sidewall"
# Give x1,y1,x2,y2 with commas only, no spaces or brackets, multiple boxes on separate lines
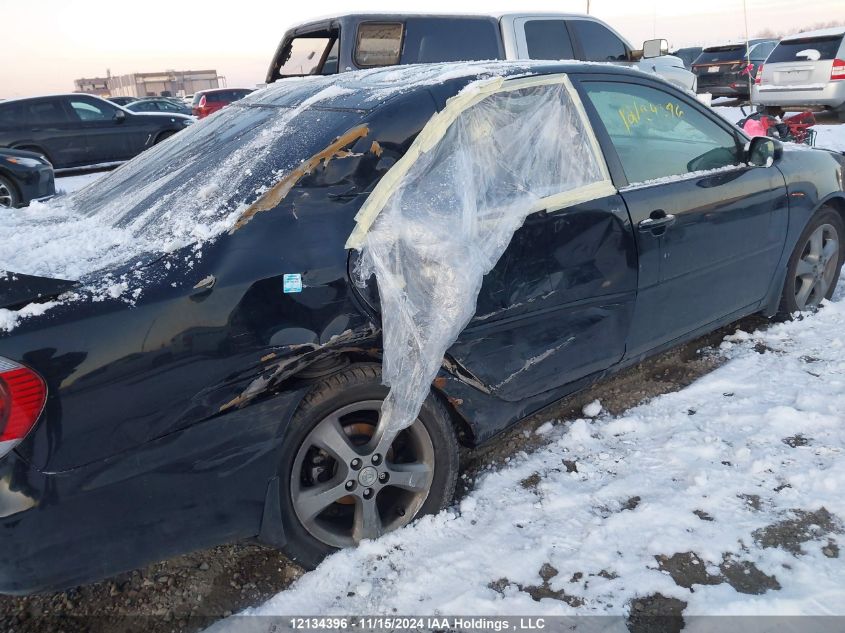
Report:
781,208,845,314
0,175,20,208
277,365,457,569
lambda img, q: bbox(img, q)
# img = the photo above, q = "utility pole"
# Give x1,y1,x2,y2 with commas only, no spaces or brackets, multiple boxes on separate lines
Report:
586,0,590,14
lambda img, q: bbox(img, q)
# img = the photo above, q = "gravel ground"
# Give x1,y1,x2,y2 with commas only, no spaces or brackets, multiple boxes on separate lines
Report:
0,315,768,632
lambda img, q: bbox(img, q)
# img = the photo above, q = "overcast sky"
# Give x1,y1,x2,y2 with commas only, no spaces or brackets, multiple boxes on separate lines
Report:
2,0,841,99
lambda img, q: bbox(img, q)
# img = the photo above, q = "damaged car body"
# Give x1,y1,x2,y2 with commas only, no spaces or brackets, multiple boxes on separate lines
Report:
0,61,844,593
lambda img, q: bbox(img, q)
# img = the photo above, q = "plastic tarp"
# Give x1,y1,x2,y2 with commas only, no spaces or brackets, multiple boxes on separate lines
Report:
347,74,615,438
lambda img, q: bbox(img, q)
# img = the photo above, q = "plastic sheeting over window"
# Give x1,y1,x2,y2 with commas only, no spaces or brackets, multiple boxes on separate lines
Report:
347,74,615,437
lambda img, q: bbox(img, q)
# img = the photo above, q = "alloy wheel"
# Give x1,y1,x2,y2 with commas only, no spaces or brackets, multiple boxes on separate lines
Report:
0,181,13,208
291,400,434,548
793,223,839,310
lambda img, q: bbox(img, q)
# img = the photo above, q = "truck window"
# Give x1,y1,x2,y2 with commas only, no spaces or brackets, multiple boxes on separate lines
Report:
569,20,628,62
355,23,403,67
524,20,575,60
277,36,338,75
401,18,502,64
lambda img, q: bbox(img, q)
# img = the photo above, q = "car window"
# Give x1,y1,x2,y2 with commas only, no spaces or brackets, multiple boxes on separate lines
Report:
0,104,25,128
25,100,69,125
695,46,747,64
766,35,844,63
355,23,403,67
582,81,741,185
748,41,776,61
158,101,181,112
401,18,501,64
524,19,575,60
278,36,336,75
569,20,628,62
69,98,115,122
133,101,155,112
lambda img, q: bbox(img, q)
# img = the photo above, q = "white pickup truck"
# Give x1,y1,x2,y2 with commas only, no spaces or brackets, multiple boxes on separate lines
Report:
267,12,696,91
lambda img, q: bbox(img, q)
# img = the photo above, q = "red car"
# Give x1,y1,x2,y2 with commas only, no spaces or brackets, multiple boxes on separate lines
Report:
191,88,254,119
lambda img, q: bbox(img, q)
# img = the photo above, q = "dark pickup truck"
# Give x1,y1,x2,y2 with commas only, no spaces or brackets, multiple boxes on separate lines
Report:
267,12,695,91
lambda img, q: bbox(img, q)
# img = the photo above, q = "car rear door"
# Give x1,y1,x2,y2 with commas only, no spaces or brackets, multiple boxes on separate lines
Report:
63,96,133,163
578,75,788,358
4,98,84,168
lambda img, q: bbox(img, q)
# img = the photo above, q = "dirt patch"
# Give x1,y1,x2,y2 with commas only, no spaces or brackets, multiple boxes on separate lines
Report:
655,552,780,595
626,593,687,633
753,507,843,555
782,434,811,448
489,564,584,607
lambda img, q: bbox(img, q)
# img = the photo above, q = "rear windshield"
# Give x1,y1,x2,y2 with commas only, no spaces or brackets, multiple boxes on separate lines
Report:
766,35,844,63
695,46,748,64
400,18,502,64
206,89,252,103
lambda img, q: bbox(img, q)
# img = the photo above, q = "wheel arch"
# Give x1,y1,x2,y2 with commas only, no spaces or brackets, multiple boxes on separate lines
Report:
0,169,22,201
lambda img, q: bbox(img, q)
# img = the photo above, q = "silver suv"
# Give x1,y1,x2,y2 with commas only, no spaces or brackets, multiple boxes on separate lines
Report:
752,26,845,118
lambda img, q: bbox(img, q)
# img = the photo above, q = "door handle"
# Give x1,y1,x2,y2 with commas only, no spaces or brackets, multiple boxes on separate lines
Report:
638,211,676,233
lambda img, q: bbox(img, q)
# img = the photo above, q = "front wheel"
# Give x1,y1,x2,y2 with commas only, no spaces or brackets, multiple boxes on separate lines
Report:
279,364,459,569
779,208,845,314
0,176,19,208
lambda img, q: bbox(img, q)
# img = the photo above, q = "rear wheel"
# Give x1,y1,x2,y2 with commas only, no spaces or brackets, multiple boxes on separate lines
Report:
779,208,845,314
0,176,19,208
279,364,459,569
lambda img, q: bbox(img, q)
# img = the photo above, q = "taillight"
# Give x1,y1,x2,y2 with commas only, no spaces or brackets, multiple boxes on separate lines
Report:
198,95,207,108
755,64,764,85
832,59,845,81
0,358,46,458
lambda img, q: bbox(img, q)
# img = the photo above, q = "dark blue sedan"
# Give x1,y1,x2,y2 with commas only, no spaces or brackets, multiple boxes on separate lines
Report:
0,61,843,593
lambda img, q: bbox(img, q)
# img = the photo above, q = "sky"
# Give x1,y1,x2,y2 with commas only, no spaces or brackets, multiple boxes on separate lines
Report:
2,0,842,99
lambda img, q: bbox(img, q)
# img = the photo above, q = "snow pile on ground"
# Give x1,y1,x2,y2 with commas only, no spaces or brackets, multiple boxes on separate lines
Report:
212,281,845,626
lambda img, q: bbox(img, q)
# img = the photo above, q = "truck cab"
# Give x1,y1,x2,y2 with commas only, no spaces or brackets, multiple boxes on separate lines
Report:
266,13,695,92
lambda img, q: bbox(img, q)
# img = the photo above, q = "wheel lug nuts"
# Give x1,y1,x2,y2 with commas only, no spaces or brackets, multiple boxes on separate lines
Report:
363,488,374,499
351,458,361,470
379,472,389,483
371,454,382,465
345,480,355,491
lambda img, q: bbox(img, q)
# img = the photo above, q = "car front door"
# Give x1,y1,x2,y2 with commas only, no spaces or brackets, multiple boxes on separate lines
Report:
64,96,134,163
578,77,788,358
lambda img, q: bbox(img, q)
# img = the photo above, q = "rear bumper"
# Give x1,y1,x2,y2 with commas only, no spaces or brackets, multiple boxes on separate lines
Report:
0,391,302,594
752,82,845,110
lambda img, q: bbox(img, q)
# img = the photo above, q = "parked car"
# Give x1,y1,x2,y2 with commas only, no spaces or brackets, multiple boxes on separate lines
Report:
671,46,703,69
0,94,193,170
266,13,696,91
191,88,253,119
126,97,193,117
0,148,54,208
692,39,777,99
107,96,137,107
1,61,843,593
752,26,845,119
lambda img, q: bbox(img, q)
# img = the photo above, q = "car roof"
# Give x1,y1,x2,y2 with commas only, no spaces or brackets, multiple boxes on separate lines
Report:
781,26,845,41
288,11,605,31
0,93,113,106
251,60,645,113
195,88,253,95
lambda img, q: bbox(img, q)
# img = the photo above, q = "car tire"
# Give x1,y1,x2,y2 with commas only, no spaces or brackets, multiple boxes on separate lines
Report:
278,363,459,570
0,175,20,209
779,207,845,315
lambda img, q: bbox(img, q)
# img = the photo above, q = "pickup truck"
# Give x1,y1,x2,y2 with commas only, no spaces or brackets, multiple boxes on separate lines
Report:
266,12,696,91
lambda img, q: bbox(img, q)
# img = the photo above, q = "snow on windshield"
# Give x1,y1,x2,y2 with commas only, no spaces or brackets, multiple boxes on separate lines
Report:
349,74,614,439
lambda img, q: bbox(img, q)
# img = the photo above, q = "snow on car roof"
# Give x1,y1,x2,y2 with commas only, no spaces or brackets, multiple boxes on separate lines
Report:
782,26,845,41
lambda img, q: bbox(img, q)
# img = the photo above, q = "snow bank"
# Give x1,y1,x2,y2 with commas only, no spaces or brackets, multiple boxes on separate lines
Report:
210,278,845,624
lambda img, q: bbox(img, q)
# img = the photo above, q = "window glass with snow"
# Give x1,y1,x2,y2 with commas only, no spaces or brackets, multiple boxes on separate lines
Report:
583,81,741,184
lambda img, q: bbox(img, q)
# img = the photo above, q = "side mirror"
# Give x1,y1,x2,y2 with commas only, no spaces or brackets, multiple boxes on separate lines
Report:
113,109,126,123
642,38,668,59
747,136,783,167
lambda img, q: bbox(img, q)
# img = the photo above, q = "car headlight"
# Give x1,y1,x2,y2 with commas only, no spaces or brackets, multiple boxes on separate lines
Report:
3,156,44,168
